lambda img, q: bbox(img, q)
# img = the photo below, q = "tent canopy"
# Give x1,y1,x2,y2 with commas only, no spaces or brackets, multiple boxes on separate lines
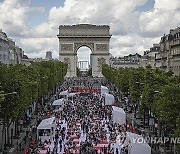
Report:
52,98,64,106
59,90,69,96
101,85,108,90
112,106,126,125
68,93,77,97
101,85,109,95
37,117,55,130
105,93,114,105
112,106,125,113
127,132,151,154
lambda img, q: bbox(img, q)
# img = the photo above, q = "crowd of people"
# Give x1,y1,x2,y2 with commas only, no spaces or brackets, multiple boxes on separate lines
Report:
23,77,134,154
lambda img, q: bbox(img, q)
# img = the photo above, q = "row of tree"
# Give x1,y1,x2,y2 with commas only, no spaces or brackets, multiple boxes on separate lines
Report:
102,64,180,150
0,61,67,148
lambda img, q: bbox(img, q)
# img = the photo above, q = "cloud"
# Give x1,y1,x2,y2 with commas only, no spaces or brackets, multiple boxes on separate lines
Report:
139,0,180,37
0,0,29,36
25,0,149,58
112,35,136,47
1,0,179,60
19,37,59,58
43,0,148,36
154,0,180,10
110,34,160,57
0,0,46,37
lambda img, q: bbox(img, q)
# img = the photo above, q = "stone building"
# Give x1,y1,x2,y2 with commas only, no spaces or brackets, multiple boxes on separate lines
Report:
0,30,10,65
0,30,26,65
9,39,24,65
169,27,180,75
155,27,180,75
15,46,24,64
46,51,52,60
140,44,160,68
8,38,17,65
110,53,141,68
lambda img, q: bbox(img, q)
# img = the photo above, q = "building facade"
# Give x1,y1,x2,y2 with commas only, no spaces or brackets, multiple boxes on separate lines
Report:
46,51,52,60
0,30,10,65
140,44,160,68
0,30,26,65
8,38,17,65
155,27,180,75
169,28,180,76
110,53,141,69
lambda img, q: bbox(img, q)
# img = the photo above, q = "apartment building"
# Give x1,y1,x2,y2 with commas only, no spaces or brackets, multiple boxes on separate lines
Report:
155,27,180,75
0,30,26,65
110,53,141,69
0,30,9,65
140,44,160,69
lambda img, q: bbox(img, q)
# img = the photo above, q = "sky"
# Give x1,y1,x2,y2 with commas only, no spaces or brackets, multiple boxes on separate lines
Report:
0,0,180,60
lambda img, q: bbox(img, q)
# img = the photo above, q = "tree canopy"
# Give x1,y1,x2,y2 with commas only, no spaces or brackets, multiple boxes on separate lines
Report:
0,60,67,128
102,64,180,142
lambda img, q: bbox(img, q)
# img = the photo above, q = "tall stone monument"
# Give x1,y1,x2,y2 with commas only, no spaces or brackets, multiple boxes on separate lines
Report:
57,24,111,77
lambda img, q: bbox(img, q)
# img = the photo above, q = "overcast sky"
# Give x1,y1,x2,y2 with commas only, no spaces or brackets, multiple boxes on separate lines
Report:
0,0,179,60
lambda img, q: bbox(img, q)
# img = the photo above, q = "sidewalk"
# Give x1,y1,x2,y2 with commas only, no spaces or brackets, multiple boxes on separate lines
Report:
8,118,37,154
7,95,56,154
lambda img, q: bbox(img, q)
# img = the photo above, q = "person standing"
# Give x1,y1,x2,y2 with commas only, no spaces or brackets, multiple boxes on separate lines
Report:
59,143,62,152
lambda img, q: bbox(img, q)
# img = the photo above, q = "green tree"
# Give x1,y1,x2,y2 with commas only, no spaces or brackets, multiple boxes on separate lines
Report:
0,61,67,148
155,83,180,125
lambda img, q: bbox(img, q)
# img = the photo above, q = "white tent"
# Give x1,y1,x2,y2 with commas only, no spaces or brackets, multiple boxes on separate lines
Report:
37,117,55,130
68,93,77,97
59,90,69,96
127,132,151,154
101,85,109,95
52,98,64,111
112,106,126,125
105,93,114,105
37,117,56,141
52,98,64,106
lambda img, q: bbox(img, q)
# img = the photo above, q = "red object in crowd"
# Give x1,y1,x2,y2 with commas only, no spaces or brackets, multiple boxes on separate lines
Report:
31,139,36,145
126,121,136,133
23,148,29,154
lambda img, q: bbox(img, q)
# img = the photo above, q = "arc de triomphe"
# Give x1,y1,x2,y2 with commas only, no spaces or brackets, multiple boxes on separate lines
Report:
57,24,111,77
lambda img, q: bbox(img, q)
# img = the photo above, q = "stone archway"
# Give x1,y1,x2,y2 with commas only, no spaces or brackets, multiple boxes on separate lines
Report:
57,24,111,77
